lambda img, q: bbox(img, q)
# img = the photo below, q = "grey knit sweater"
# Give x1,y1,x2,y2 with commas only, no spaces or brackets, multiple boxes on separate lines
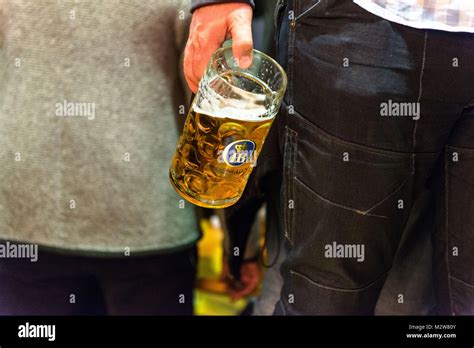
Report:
0,0,199,255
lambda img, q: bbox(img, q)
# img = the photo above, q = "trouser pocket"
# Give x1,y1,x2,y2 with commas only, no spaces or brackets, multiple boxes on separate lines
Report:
281,111,415,314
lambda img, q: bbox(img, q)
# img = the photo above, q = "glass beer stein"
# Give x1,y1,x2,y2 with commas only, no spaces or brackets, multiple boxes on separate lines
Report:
169,46,287,208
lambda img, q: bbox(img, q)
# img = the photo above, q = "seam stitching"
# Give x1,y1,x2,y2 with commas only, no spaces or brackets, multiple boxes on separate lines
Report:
411,30,428,174
284,127,295,246
445,148,455,314
289,131,297,242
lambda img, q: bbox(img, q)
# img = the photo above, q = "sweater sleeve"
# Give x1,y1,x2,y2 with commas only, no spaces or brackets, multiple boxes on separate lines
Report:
174,0,193,105
191,0,255,13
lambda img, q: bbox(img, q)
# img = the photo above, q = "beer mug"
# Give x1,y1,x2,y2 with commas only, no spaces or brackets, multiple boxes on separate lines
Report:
170,46,287,208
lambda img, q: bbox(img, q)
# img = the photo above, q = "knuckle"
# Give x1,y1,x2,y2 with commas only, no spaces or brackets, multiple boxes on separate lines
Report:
230,10,249,24
193,22,205,33
194,30,208,48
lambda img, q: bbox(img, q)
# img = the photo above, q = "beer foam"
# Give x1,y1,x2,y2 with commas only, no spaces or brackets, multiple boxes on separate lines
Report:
195,73,276,122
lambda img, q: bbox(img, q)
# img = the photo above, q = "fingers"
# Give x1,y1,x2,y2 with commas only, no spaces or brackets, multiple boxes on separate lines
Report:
192,29,222,85
228,7,253,69
229,262,260,301
183,38,199,93
183,23,224,93
183,3,254,92
230,278,259,301
183,6,227,93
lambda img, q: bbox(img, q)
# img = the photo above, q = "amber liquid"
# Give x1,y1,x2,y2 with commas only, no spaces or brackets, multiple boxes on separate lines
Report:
170,108,273,208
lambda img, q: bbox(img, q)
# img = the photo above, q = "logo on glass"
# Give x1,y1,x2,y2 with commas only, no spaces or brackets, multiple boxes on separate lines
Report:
222,140,256,167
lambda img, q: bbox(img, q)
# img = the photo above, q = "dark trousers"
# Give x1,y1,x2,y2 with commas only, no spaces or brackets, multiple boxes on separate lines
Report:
275,0,474,315
0,246,196,315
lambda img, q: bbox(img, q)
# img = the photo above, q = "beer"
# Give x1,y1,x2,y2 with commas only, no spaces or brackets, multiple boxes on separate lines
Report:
170,47,287,208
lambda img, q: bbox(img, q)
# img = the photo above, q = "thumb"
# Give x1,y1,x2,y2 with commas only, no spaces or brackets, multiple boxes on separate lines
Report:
228,10,253,69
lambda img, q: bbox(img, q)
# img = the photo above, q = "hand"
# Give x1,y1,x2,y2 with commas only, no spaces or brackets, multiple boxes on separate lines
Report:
228,261,261,301
183,3,254,93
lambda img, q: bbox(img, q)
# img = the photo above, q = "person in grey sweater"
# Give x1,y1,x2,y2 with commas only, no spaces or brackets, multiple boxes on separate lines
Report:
0,0,200,315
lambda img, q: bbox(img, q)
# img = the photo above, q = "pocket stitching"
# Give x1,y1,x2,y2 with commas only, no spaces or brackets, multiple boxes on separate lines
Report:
292,108,434,158
449,275,474,289
295,170,411,218
295,0,322,22
446,144,474,154
290,267,391,292
294,177,389,218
